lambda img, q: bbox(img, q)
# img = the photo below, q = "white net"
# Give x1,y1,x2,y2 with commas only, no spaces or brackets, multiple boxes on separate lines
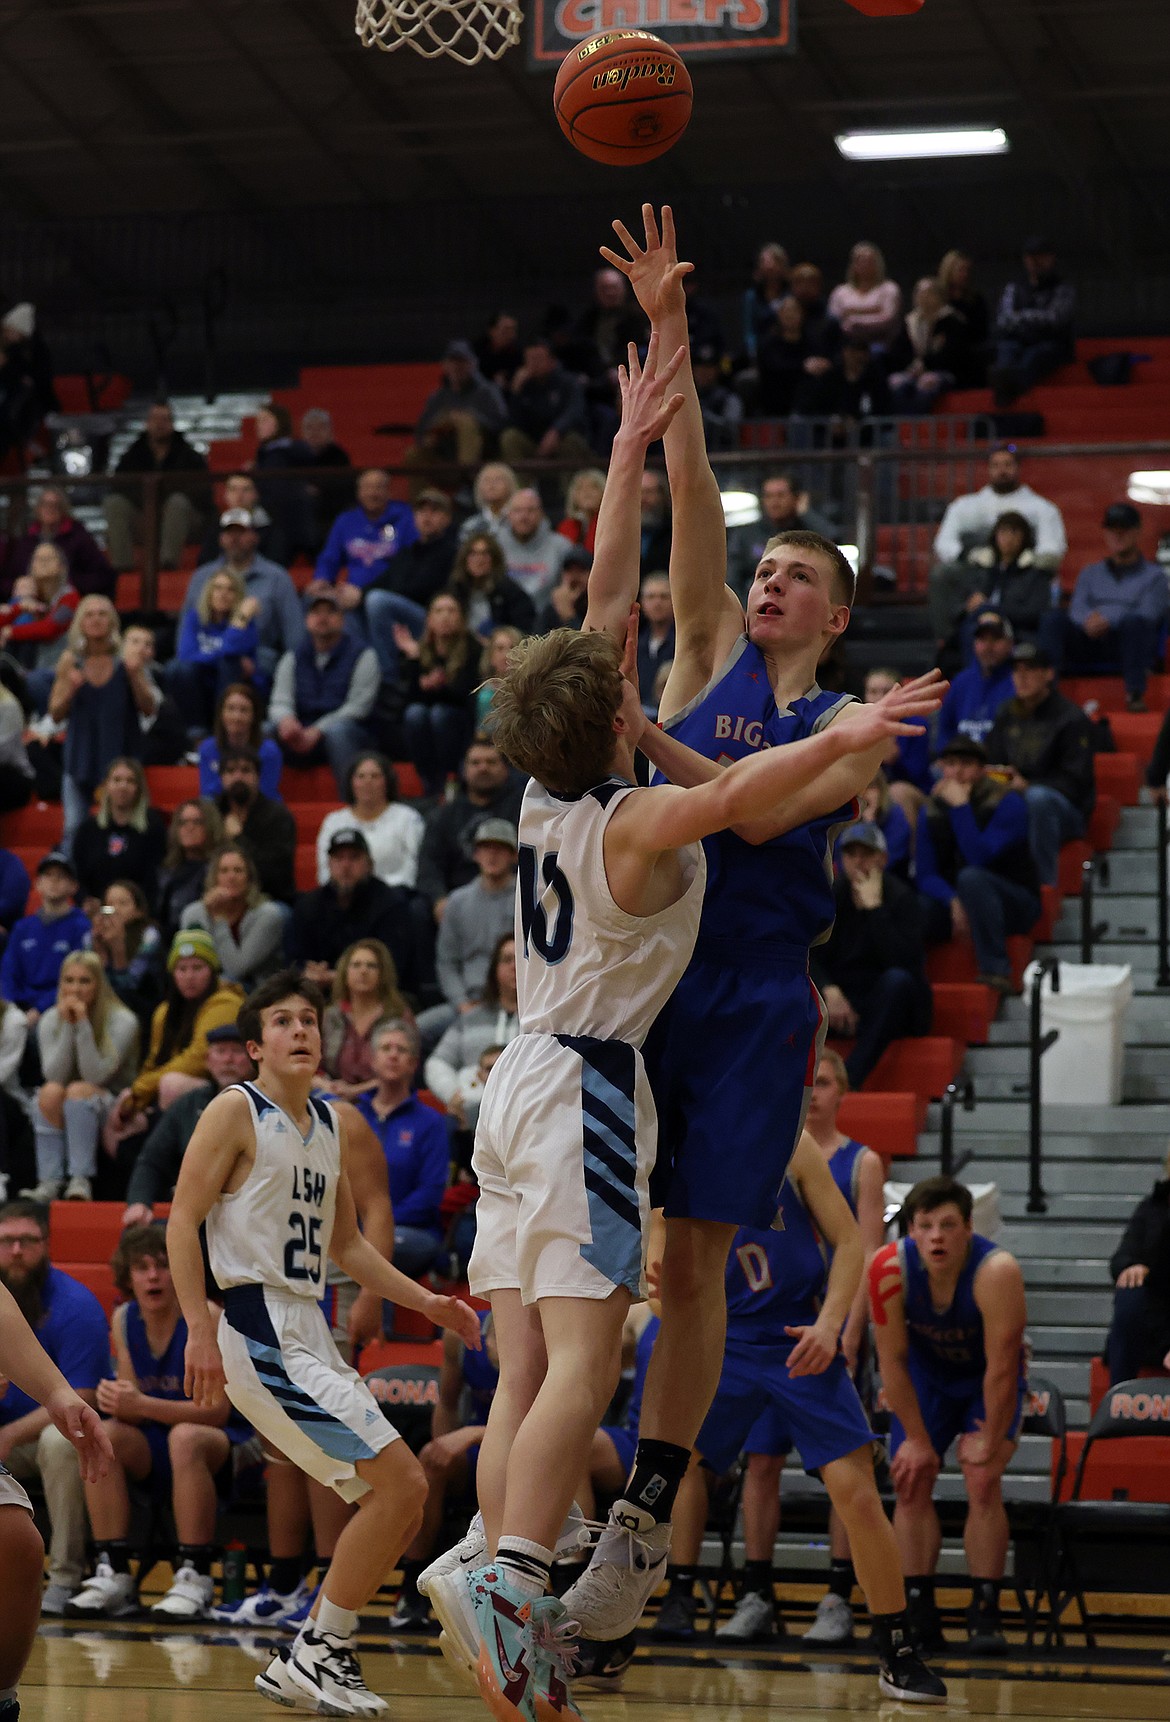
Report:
355,0,522,65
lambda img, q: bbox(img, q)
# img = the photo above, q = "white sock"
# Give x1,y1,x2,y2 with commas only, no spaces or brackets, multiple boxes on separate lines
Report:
496,1536,553,1601
310,1594,359,1641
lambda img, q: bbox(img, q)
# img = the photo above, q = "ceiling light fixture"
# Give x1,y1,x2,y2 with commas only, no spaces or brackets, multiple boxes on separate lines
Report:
1128,471,1170,506
835,127,1009,162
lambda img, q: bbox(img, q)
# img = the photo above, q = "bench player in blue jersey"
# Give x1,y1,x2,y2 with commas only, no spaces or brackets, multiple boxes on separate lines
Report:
564,204,948,1643
658,1134,946,1703
870,1175,1028,1657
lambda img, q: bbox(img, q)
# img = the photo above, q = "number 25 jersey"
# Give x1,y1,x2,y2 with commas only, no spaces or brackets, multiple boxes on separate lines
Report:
515,776,705,1048
206,1081,339,1301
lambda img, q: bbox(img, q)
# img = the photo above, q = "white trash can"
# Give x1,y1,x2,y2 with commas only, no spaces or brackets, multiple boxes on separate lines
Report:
1022,961,1133,1106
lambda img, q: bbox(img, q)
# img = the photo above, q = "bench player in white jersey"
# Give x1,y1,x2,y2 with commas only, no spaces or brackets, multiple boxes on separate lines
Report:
427,337,950,1722
166,969,481,1718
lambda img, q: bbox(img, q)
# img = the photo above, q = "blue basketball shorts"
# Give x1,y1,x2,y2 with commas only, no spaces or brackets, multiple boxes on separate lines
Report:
646,941,826,1228
889,1358,1027,1461
696,1334,876,1476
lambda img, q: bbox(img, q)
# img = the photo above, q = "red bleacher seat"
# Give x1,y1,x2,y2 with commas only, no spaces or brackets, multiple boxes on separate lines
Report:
1035,884,1061,942
866,1036,962,1105
1093,752,1142,806
145,765,199,811
1057,1431,1170,1503
59,1262,119,1318
280,764,338,803
294,846,318,891
1087,794,1120,851
1058,840,1092,896
1108,711,1162,761
929,982,997,1045
1061,675,1169,715
927,933,1033,991
48,1200,126,1264
416,1089,447,1115
392,761,425,801
0,802,64,848
837,1091,920,1158
289,805,327,845
115,573,141,611
356,1337,443,1377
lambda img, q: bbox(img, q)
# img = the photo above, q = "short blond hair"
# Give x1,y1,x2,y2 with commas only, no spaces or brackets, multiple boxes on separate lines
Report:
488,628,623,797
818,1048,850,1095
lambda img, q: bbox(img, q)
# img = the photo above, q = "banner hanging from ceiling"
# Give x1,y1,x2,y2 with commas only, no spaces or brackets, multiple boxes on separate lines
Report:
528,0,796,69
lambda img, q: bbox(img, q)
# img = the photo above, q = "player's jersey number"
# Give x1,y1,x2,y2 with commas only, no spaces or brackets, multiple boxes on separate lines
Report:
285,1211,323,1283
519,844,575,965
735,1240,774,1295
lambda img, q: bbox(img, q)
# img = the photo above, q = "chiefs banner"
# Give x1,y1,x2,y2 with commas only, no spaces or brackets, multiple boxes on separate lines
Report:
528,0,796,67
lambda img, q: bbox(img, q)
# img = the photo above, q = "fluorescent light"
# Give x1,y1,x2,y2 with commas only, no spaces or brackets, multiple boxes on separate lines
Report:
838,544,860,573
836,127,1009,162
1128,470,1170,505
720,490,761,529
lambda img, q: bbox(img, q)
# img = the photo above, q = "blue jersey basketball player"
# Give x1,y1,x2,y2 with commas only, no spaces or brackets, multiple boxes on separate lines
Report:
870,1175,1028,1655
566,204,947,1641
656,1133,946,1703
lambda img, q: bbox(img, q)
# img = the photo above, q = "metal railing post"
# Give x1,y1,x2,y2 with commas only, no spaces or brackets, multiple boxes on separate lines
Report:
1028,960,1060,1214
1078,858,1108,964
1157,798,1170,991
939,1079,975,1179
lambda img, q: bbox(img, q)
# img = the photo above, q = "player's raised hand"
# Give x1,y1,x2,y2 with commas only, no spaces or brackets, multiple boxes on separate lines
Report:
845,668,950,749
429,1293,483,1351
184,1329,227,1408
601,203,693,324
616,333,686,449
46,1387,115,1484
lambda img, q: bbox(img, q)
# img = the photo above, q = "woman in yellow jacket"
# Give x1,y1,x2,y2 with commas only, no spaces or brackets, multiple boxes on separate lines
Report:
109,928,244,1140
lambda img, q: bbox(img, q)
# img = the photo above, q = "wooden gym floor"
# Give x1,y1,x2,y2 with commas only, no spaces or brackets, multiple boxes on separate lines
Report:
28,1612,1170,1722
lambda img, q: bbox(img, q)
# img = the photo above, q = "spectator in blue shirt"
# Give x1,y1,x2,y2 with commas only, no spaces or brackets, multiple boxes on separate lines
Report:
935,611,1017,754
863,666,932,825
1053,503,1169,712
0,1199,111,1612
171,567,261,732
355,1019,449,1280
0,848,30,955
0,851,91,1024
916,735,1041,995
310,468,418,621
180,510,304,685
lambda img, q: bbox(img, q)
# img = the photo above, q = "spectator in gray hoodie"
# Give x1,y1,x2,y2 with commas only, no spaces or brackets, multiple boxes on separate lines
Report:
493,488,570,608
417,819,517,1053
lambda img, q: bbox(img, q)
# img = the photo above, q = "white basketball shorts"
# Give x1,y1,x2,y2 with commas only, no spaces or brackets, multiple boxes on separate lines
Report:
218,1283,398,1503
0,1463,34,1514
469,1031,654,1306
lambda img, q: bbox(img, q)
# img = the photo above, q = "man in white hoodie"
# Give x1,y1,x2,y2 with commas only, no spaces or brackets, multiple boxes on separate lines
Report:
929,445,1067,645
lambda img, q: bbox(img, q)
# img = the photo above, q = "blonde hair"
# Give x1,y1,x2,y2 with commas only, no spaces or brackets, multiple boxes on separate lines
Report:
818,1048,850,1096
488,628,622,796
564,468,606,523
204,841,263,911
65,594,120,657
331,939,408,1019
57,950,124,1058
847,241,887,288
97,757,150,833
479,625,522,680
197,566,246,626
937,249,972,296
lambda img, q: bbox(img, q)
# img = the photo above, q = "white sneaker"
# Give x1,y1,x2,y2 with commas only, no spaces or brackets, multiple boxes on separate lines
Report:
65,1557,138,1619
716,1589,778,1643
427,1571,480,1684
559,1507,671,1641
19,1179,62,1203
284,1628,386,1716
150,1563,215,1620
803,1591,855,1645
63,1175,93,1201
417,1512,486,1600
211,1578,313,1626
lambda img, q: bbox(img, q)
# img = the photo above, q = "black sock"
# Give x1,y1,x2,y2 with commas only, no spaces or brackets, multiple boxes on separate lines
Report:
828,1557,856,1602
666,1563,696,1597
97,1539,132,1575
179,1544,213,1576
873,1609,912,1653
622,1439,692,1525
743,1559,773,1601
269,1556,304,1594
399,1558,426,1600
906,1575,936,1610
971,1578,1000,1615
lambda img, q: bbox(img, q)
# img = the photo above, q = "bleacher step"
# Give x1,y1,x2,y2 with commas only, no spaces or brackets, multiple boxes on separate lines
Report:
999,1222,1124,1256
917,1128,1162,1164
911,1158,1148,1199
1027,1288,1113,1323
1026,1324,1109,1353
925,1099,1170,1134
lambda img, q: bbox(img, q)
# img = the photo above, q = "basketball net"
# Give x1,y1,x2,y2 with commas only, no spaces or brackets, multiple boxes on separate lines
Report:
355,0,522,65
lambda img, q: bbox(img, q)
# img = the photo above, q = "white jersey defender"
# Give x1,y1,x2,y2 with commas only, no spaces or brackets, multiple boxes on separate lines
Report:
469,777,705,1306
210,1081,399,1502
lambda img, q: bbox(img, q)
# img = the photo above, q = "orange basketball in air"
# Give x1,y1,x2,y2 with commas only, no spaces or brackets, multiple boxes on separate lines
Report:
554,30,693,167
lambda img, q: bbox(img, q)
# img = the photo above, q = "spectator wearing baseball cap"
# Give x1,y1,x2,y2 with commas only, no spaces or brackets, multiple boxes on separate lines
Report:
916,736,1040,994
418,819,519,1054
935,611,1018,755
986,643,1096,885
0,852,90,1021
310,468,418,614
500,338,594,473
289,827,428,1002
991,237,1076,405
179,505,304,687
365,488,460,683
535,543,592,635
409,339,509,478
810,822,932,1089
1052,503,1169,711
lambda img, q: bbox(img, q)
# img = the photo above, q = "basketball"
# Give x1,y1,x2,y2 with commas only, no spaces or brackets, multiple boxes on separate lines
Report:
553,30,693,168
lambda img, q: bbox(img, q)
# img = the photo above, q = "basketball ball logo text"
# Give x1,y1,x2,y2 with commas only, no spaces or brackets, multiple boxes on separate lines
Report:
592,56,678,90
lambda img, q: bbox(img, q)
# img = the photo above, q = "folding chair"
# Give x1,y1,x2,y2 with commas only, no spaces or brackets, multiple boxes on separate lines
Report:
1010,1376,1068,1645
1046,1377,1170,1647
696,1459,746,1634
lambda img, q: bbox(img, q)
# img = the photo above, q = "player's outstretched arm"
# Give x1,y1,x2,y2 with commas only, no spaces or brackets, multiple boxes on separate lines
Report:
328,1127,482,1352
967,1252,1028,1465
168,1087,252,1407
583,332,685,643
602,204,742,714
615,667,947,854
869,1244,940,1491
0,1279,114,1482
784,1133,863,1378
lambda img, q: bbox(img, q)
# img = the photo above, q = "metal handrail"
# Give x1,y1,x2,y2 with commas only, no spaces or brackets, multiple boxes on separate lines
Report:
1157,798,1170,992
1079,857,1109,965
1027,958,1062,1215
938,1078,976,1179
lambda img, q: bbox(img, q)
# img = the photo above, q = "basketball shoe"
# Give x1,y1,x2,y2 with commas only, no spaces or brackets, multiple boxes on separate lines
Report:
559,1505,670,1640
256,1627,386,1717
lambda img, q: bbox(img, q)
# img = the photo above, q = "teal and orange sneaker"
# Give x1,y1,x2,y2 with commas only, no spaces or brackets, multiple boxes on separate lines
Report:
530,1595,585,1721
470,1565,543,1722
